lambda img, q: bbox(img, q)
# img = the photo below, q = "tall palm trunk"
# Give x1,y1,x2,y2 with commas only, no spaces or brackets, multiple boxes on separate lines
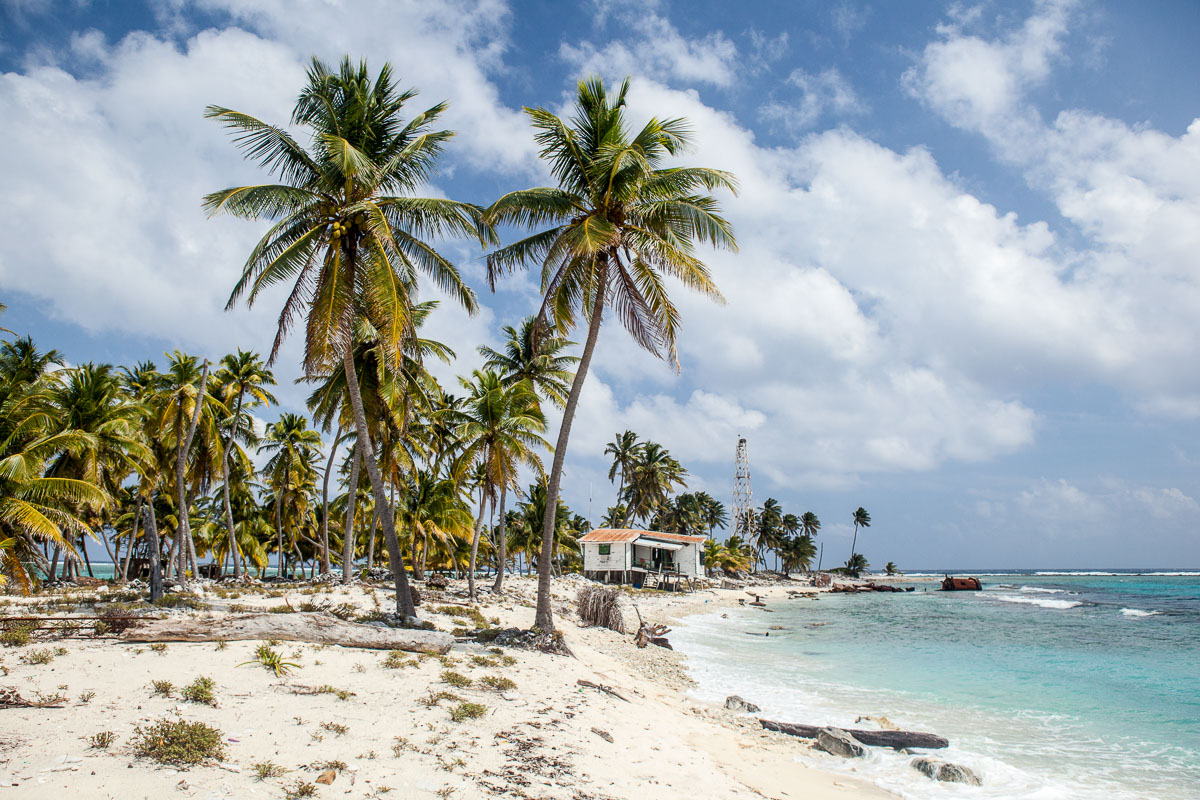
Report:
491,484,508,593
366,509,379,571
142,500,163,603
320,422,342,576
535,276,606,632
174,361,209,590
220,390,246,579
468,484,487,601
342,350,416,619
342,438,361,585
849,524,859,562
274,485,284,578
121,498,140,582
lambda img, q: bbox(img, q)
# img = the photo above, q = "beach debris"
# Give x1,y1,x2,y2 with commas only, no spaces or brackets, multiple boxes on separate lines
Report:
576,586,625,633
759,719,949,749
576,679,630,702
631,604,672,649
724,695,761,714
911,757,982,785
117,612,453,654
854,715,899,731
590,727,614,743
315,769,337,785
0,687,66,709
815,727,865,758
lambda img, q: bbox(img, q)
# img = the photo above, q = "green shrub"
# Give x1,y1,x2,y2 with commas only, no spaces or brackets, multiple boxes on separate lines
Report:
440,670,471,688
131,718,225,766
382,650,417,669
479,675,516,692
449,702,487,722
1,622,35,647
151,679,174,697
19,648,54,665
181,676,217,706
152,594,208,611
87,730,116,749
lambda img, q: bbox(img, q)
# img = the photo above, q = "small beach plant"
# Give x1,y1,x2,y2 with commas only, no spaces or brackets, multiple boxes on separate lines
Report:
131,718,225,766
240,642,300,677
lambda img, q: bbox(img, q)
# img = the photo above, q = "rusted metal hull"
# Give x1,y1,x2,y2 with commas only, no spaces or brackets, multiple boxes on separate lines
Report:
940,576,982,591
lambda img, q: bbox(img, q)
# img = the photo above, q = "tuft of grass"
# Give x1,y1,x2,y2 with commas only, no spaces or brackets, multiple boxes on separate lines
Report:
267,604,294,614
382,650,417,669
181,675,218,706
19,648,55,665
320,720,348,736
78,690,96,704
479,675,516,692
312,758,347,771
214,640,229,650
1,622,35,647
149,642,168,654
284,780,318,799
151,679,174,697
314,684,354,701
152,594,209,610
440,670,472,688
469,655,498,668
87,730,116,749
435,605,487,627
131,718,225,766
391,736,412,756
239,642,300,677
449,701,487,722
252,761,288,780
417,690,461,708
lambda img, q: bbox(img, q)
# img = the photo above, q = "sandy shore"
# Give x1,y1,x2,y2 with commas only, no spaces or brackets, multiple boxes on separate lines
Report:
0,576,892,799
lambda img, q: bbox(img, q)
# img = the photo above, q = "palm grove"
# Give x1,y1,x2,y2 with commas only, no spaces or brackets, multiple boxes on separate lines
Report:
0,58,855,630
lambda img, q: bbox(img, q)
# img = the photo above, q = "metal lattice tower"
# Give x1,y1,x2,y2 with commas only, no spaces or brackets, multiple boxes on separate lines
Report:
732,437,753,538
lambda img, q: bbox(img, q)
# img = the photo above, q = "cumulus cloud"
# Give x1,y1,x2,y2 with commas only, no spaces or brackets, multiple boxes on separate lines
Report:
560,4,739,88
760,67,864,132
905,0,1200,416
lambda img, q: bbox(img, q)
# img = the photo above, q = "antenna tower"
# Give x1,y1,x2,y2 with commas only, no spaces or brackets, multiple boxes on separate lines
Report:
732,437,753,538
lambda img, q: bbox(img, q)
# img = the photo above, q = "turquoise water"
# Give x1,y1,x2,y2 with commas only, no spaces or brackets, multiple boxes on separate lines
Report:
673,573,1200,799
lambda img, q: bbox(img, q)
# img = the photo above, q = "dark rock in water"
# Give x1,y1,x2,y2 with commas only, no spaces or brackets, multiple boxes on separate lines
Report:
912,757,982,785
724,695,761,713
815,727,865,758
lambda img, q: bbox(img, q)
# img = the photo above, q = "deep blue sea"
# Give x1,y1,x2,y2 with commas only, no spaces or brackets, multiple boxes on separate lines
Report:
673,571,1200,800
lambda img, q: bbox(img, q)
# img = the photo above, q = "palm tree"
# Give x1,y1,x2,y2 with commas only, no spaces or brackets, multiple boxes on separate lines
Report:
780,533,817,575
800,511,821,540
884,561,899,575
478,316,578,408
604,430,640,524
151,352,218,588
483,76,737,631
754,498,783,571
849,506,871,563
209,56,490,620
259,413,321,577
0,349,106,592
213,350,276,578
456,370,547,599
845,552,869,578
696,491,728,539
625,441,687,524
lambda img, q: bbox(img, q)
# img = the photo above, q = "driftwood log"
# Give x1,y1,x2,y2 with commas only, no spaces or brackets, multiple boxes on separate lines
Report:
118,612,453,654
760,719,949,749
631,604,672,649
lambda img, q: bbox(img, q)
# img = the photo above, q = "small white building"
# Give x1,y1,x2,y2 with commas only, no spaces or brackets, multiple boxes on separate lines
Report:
579,528,706,590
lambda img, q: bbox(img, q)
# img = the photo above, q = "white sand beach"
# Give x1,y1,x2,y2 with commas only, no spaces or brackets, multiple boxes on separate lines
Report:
0,577,892,799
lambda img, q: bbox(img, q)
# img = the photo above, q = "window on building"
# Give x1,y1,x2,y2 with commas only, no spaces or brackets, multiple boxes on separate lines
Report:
598,544,611,555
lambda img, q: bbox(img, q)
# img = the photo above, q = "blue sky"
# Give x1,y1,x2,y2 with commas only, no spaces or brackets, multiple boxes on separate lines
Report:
2,0,1198,569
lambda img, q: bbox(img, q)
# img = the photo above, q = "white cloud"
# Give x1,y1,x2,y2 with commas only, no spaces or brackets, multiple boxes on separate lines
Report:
560,6,739,88
903,0,1200,417
831,2,871,45
760,67,865,132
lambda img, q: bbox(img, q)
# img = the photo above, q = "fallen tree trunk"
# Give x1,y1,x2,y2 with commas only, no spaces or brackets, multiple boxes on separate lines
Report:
119,612,453,654
760,719,948,749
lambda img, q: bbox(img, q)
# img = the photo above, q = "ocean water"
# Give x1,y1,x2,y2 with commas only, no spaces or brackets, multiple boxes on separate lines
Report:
673,572,1200,800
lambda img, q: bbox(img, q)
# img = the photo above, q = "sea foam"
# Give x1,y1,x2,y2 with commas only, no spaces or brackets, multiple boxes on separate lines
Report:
989,593,1083,610
1119,608,1159,618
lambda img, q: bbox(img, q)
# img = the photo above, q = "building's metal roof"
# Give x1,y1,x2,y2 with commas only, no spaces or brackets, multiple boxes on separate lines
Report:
580,528,706,544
